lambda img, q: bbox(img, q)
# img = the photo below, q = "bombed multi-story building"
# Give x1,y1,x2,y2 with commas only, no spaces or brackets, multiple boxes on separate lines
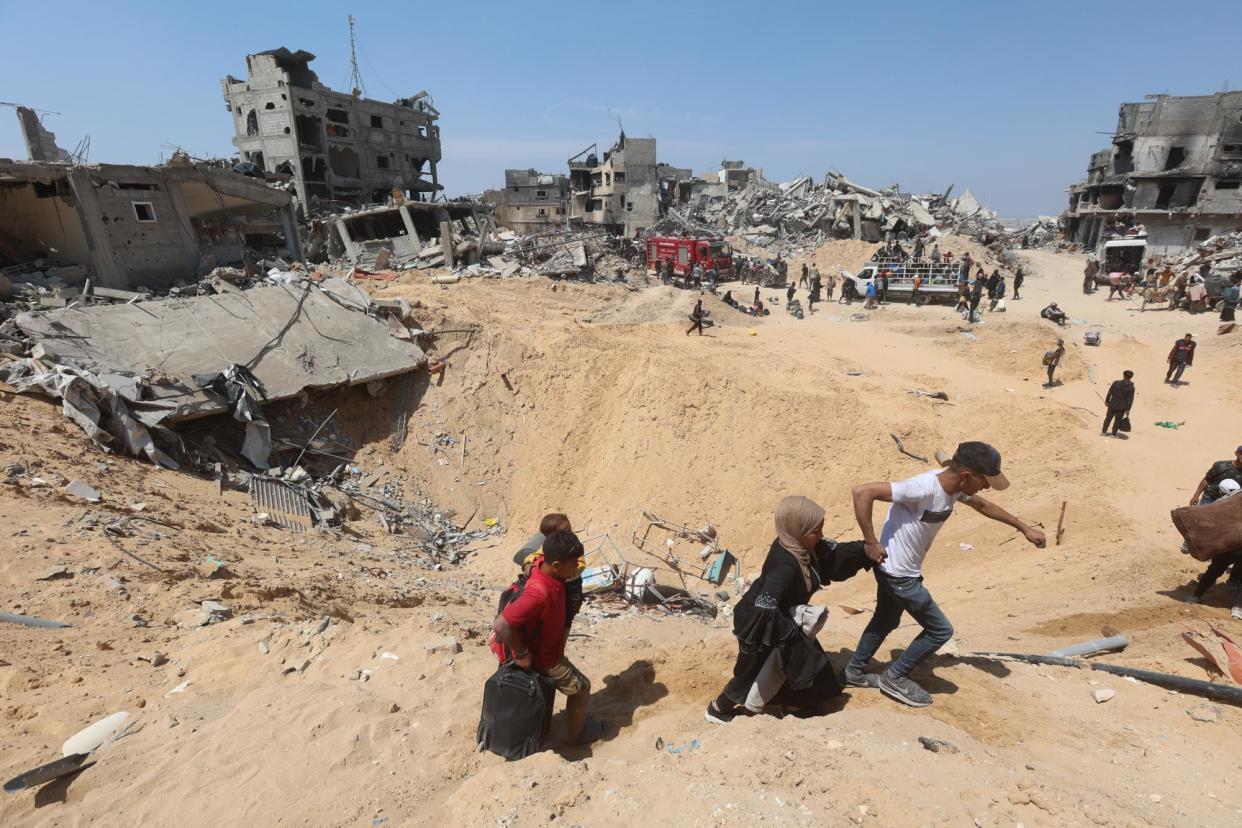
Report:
1063,91,1242,254
485,169,570,234
568,133,660,237
221,48,442,212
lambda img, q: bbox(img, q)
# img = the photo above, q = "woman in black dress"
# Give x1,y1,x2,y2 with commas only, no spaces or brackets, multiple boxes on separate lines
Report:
705,496,870,723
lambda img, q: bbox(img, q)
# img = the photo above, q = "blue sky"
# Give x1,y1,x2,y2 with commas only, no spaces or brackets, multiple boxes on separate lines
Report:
2,1,1238,217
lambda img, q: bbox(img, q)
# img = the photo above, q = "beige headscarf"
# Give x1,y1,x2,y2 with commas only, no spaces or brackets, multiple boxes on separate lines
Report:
775,495,825,591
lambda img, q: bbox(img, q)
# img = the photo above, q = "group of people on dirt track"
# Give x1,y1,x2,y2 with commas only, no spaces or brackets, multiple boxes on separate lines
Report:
489,442,1050,741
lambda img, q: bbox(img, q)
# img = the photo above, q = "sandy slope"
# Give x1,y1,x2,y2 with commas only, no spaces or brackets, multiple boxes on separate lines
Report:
2,243,1241,827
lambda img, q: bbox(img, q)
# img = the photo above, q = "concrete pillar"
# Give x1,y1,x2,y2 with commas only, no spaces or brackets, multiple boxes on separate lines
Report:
437,208,454,269
397,205,423,252
852,201,861,240
282,204,305,262
335,218,360,261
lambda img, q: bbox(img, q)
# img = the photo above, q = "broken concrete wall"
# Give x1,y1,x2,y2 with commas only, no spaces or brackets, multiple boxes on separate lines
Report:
0,176,92,265
15,107,72,163
0,158,298,290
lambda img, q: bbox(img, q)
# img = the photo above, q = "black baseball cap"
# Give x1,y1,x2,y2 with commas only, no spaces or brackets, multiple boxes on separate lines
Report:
952,441,1010,490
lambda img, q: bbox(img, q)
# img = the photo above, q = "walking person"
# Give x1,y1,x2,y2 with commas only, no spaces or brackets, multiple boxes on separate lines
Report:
686,298,705,336
1107,270,1125,300
842,443,1046,706
1013,266,1024,300
825,273,836,301
1184,478,1242,618
968,274,984,323
1164,333,1195,384
753,285,761,310
491,530,599,744
989,274,1006,311
799,263,809,289
1043,338,1065,387
1221,277,1240,322
864,279,878,309
909,274,923,305
808,274,822,313
1101,370,1135,437
705,496,852,723
786,282,797,306
878,269,890,304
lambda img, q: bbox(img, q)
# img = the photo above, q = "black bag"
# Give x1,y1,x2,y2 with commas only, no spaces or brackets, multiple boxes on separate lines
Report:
476,663,555,760
1117,414,1132,433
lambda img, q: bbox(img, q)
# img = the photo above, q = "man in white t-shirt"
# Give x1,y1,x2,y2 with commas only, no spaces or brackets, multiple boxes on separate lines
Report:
842,442,1046,707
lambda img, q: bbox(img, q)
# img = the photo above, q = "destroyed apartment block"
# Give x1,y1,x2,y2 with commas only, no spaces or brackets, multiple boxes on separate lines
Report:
568,132,680,237
0,153,301,294
222,48,443,212
4,276,428,470
326,200,503,270
1063,91,1242,255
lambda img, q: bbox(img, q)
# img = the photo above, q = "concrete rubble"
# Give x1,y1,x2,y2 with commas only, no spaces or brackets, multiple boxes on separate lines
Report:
1,274,428,469
649,170,1008,257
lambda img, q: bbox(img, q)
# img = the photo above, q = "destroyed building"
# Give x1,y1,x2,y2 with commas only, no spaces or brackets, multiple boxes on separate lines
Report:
484,169,570,234
713,160,763,195
0,153,300,292
222,48,443,212
1063,91,1242,254
568,133,662,236
326,199,500,270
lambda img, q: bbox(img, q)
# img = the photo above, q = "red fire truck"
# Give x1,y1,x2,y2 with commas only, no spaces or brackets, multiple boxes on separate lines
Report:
645,236,733,278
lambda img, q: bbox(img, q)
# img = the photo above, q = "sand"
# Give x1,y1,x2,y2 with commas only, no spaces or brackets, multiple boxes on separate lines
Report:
2,241,1241,826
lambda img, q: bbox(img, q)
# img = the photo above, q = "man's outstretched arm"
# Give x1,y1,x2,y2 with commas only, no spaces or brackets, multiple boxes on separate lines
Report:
852,482,893,563
963,495,1046,547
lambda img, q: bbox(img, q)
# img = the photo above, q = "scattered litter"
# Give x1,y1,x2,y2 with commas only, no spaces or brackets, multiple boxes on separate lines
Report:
666,738,700,754
1093,687,1116,703
63,480,102,502
1154,421,1181,430
958,543,975,552
164,681,190,697
918,736,959,754
381,652,400,661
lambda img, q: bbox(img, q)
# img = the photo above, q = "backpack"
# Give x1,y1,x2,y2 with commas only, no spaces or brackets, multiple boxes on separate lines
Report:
476,663,555,761
1042,350,1056,366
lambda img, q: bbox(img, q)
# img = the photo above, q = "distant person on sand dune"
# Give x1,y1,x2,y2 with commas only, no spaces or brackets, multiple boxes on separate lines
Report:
1012,266,1025,300
1101,370,1135,437
842,443,1045,708
686,298,706,336
1042,338,1065,387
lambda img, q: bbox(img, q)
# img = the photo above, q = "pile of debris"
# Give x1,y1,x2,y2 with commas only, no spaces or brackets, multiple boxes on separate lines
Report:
1163,229,1242,281
1010,216,1063,250
653,171,1008,258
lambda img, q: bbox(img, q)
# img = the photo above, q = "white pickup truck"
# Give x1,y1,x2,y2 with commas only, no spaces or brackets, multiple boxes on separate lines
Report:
838,257,964,305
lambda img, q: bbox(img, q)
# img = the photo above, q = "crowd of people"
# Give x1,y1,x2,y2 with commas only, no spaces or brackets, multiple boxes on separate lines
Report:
1080,255,1240,321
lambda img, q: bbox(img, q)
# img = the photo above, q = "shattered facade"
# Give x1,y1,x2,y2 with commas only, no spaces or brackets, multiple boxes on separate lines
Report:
222,48,443,212
485,169,570,234
328,200,500,270
568,133,660,237
0,154,300,291
1063,91,1242,255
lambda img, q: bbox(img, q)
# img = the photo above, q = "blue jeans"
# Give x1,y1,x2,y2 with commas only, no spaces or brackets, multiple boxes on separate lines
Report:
847,570,954,680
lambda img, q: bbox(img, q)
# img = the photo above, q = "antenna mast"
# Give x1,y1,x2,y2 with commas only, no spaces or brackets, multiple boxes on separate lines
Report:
348,15,365,98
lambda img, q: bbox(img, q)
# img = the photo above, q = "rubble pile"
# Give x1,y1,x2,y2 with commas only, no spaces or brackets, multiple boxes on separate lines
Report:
1164,229,1242,281
1010,216,1063,250
652,171,1009,258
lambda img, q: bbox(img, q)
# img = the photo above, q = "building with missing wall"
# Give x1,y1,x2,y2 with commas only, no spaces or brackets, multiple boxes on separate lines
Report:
221,48,442,213
1063,91,1242,254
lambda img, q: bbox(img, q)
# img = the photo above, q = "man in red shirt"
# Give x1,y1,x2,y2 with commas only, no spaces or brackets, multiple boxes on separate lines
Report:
1165,333,1196,384
492,530,597,743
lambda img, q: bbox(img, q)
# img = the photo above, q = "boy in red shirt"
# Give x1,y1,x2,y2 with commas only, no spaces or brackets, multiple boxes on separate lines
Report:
492,530,597,743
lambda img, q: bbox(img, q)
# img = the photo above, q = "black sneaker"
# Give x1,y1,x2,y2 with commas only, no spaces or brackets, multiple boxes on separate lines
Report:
842,667,880,689
704,700,737,725
878,671,932,707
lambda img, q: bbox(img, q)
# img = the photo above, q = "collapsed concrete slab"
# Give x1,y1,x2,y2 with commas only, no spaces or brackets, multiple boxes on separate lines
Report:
14,278,427,425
